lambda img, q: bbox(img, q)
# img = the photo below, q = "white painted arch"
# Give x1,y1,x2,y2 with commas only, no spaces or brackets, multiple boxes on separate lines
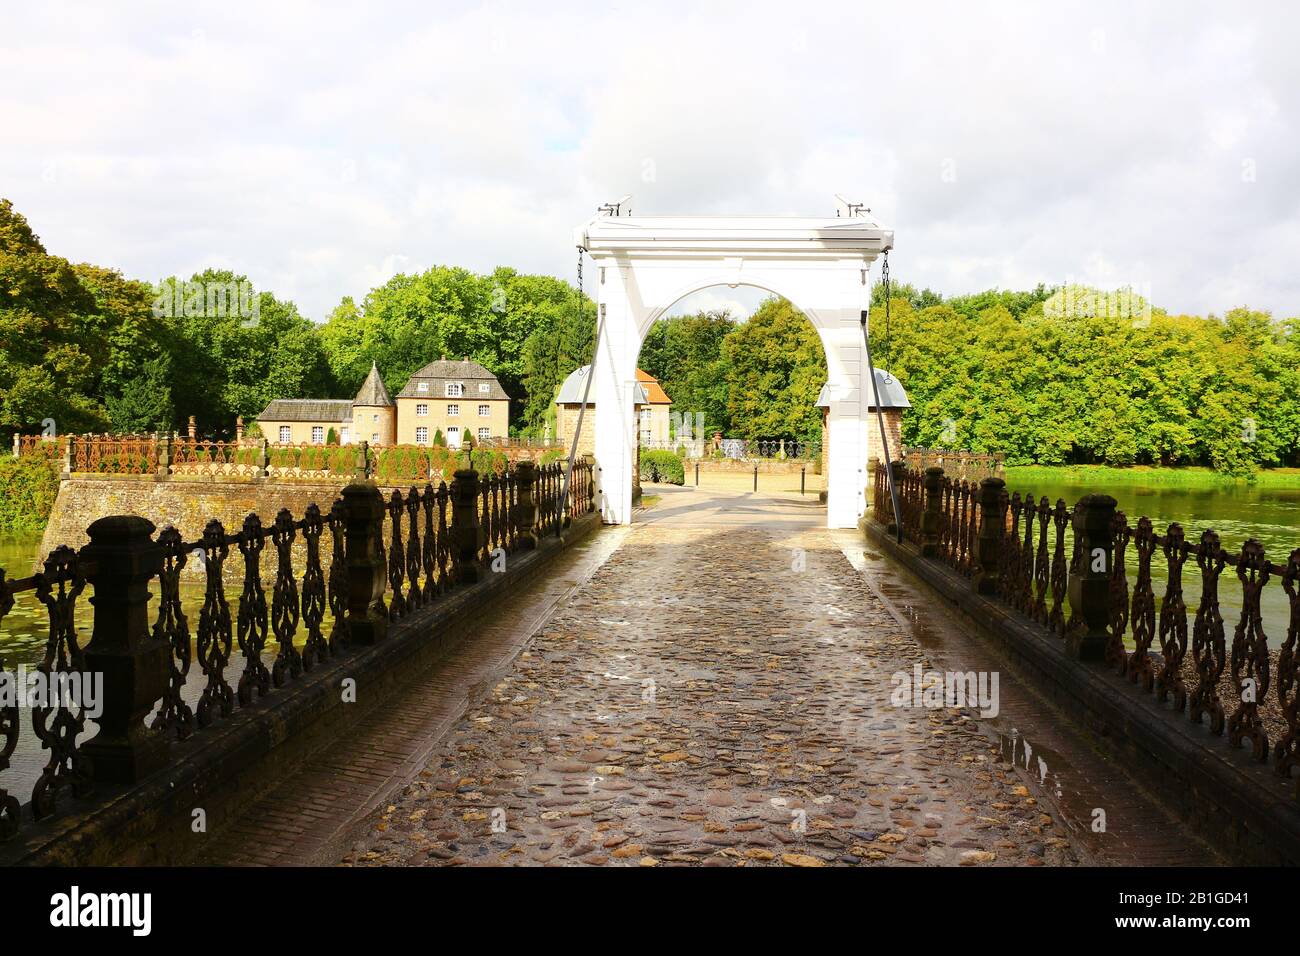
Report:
572,210,894,529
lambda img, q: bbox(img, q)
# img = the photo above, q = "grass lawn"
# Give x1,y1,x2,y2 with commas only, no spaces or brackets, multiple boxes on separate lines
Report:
1004,464,1300,488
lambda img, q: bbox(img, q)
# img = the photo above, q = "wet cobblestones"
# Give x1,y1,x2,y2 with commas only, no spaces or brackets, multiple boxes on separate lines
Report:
342,522,1080,867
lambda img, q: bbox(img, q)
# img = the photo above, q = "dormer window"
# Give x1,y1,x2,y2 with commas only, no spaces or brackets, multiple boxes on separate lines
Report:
416,382,428,393
446,383,464,398
478,383,490,393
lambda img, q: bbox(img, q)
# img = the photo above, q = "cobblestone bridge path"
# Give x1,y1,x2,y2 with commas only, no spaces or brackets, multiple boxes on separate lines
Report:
200,485,1220,867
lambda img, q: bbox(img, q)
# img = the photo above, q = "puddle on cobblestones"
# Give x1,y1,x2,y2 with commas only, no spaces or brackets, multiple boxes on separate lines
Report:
837,535,1131,864
981,720,1107,860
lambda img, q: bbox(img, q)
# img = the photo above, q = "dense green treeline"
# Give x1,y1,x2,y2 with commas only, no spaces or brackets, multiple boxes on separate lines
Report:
867,281,1300,476
4,196,1298,476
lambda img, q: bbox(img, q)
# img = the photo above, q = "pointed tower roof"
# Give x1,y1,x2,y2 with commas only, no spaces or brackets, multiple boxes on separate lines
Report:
354,361,394,406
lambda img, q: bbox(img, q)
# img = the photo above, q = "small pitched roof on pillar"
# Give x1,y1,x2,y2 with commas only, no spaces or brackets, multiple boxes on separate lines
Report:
556,365,649,405
816,369,910,409
354,361,394,406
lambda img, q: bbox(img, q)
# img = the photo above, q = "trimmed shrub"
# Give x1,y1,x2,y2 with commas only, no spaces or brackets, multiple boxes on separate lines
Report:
640,449,684,485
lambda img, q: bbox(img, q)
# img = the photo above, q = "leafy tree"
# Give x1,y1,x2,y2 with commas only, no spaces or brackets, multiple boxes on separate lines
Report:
161,268,334,437
721,297,826,443
639,309,736,438
0,200,178,438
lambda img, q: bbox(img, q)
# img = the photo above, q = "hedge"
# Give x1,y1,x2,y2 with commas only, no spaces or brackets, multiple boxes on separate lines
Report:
0,455,60,533
640,449,685,485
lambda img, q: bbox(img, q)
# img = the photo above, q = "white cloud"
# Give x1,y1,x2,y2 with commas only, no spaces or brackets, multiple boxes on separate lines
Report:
3,0,1299,321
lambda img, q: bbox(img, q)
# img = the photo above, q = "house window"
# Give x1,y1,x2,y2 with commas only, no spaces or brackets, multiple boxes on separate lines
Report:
372,414,378,422
311,426,324,444
479,383,490,393
447,403,459,416
639,408,652,443
445,383,463,398
415,426,429,445
478,404,490,416
341,427,350,445
447,426,460,447
477,427,490,441
416,382,428,393
371,432,379,442
279,426,291,442
416,403,428,416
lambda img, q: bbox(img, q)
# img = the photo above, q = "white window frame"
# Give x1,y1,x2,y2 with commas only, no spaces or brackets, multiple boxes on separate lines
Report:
447,403,459,417
311,426,324,444
416,382,428,393
478,383,490,393
279,426,291,442
477,427,490,441
446,426,460,447
478,404,490,416
415,426,429,445
415,403,428,416
445,382,463,398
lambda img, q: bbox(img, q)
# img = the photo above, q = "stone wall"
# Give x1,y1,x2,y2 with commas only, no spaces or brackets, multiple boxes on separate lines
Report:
39,476,357,582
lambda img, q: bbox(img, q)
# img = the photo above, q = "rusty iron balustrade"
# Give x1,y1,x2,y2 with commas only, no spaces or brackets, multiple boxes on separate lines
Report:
0,455,601,845
875,459,1300,802
903,446,1005,482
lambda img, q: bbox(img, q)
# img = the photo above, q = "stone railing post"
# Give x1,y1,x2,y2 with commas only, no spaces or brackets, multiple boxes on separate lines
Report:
921,465,944,557
341,482,388,645
156,434,171,478
886,460,906,535
79,516,169,783
451,468,482,583
11,434,18,458
1067,493,1117,660
972,476,1006,595
513,460,540,550
62,436,74,478
354,440,371,479
255,437,270,478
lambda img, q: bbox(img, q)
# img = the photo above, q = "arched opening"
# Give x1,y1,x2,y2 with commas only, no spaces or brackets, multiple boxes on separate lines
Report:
626,283,830,504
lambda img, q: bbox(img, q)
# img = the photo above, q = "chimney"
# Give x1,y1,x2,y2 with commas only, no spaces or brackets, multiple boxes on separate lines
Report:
187,415,196,440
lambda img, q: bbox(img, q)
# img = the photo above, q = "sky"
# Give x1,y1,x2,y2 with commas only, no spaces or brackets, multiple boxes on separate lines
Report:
2,1,1298,323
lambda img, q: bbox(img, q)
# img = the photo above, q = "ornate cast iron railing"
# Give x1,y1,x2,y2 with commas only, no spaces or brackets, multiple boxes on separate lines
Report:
0,457,598,844
876,458,1300,803
902,446,1005,482
641,438,821,461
